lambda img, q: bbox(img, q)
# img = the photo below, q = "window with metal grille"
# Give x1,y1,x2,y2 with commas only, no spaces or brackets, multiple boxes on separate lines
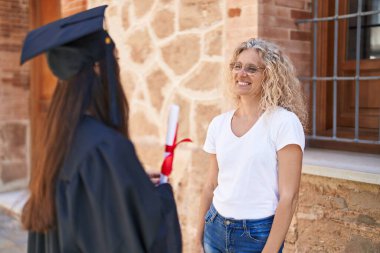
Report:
297,0,380,154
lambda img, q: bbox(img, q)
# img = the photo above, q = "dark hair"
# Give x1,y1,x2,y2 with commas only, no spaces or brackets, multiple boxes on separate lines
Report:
21,54,129,232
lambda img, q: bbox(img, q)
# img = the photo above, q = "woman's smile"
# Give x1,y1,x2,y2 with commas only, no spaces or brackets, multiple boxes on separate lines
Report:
236,81,251,87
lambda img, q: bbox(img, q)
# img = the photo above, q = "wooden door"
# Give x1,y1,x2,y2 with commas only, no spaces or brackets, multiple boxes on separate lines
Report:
29,0,61,169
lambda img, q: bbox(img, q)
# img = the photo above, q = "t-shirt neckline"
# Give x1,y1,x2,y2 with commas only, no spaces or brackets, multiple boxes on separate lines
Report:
229,109,266,139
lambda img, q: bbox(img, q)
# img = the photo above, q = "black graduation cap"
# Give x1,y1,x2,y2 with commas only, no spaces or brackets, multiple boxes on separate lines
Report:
20,5,121,127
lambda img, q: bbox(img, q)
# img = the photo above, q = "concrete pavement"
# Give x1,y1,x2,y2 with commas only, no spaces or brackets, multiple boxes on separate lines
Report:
0,190,28,253
0,210,27,253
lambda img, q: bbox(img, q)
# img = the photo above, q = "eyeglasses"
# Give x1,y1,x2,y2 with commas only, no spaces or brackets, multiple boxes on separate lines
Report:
229,62,265,75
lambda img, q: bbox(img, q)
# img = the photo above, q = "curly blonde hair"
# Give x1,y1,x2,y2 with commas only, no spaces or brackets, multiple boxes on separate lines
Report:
227,38,308,128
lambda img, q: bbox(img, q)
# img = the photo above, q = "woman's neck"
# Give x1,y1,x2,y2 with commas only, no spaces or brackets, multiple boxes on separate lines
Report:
236,96,262,119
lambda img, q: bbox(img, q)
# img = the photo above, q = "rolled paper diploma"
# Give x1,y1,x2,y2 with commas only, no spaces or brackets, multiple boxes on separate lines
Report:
160,104,180,184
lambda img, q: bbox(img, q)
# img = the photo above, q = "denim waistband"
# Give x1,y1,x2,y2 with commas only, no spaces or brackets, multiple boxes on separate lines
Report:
208,203,274,229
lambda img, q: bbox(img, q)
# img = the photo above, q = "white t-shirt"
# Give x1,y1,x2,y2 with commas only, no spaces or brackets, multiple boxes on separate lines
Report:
203,106,305,219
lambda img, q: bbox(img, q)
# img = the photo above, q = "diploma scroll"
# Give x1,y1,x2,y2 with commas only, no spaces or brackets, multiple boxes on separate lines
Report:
160,104,191,184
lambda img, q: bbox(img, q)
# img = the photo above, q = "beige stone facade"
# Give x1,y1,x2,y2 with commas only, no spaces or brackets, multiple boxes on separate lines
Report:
1,0,379,252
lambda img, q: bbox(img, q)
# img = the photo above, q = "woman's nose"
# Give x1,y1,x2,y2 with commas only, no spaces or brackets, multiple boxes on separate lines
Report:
237,68,248,76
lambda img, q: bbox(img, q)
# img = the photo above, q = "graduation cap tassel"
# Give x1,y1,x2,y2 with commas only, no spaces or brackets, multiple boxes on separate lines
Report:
105,36,121,127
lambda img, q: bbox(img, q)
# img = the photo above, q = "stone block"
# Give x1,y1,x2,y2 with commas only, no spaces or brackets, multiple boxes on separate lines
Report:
344,235,380,253
290,9,312,19
181,62,222,91
121,3,130,30
348,190,380,211
283,242,295,253
161,35,200,75
275,0,306,10
179,0,222,31
7,71,29,90
1,162,27,183
109,4,119,16
0,123,26,161
205,26,223,56
290,30,311,41
133,141,162,172
275,40,311,54
126,28,152,64
171,93,191,140
259,4,291,18
194,103,221,145
132,0,154,18
129,110,158,139
296,219,349,252
330,196,348,209
0,74,29,121
171,146,192,178
146,68,168,113
151,9,174,39
191,145,209,173
120,70,137,101
260,15,298,30
356,214,377,227
259,26,289,40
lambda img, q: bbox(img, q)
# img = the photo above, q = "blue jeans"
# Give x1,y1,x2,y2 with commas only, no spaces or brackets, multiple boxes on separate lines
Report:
203,204,283,253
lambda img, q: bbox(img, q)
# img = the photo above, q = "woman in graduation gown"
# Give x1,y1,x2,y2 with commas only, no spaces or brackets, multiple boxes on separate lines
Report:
20,5,181,253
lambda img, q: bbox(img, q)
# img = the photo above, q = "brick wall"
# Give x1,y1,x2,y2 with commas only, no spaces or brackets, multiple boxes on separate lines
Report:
0,0,30,191
0,0,87,192
224,0,312,78
258,0,312,78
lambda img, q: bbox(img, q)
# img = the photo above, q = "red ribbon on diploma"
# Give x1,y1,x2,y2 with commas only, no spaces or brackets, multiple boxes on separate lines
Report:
161,125,192,176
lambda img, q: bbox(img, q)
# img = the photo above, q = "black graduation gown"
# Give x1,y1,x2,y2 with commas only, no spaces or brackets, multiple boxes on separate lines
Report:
27,116,182,253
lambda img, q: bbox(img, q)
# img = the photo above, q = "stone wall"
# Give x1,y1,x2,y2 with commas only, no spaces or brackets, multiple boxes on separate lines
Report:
61,0,87,17
87,1,225,251
0,0,30,192
292,174,380,253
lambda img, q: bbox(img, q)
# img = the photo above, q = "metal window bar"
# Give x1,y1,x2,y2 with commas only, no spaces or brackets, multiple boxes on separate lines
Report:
296,0,380,145
355,0,362,141
333,0,339,139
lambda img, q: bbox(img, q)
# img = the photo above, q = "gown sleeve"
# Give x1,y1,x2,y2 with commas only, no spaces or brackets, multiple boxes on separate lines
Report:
150,184,182,253
56,137,164,253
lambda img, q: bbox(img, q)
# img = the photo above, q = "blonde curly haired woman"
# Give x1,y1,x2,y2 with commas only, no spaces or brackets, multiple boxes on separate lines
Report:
195,38,307,253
